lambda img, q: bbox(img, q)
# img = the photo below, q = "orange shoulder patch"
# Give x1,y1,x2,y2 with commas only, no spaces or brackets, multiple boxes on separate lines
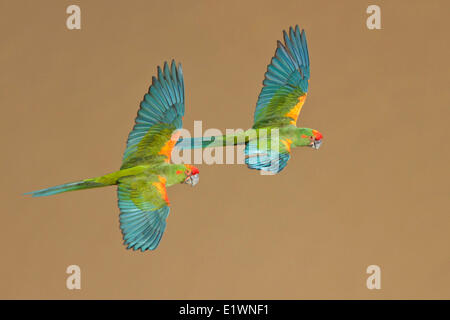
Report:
281,138,293,153
158,131,181,163
285,94,307,125
152,176,170,206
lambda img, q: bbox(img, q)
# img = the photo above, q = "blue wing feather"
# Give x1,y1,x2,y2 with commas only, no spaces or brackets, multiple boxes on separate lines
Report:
253,26,310,124
118,182,170,251
245,142,291,174
122,60,185,162
244,140,291,174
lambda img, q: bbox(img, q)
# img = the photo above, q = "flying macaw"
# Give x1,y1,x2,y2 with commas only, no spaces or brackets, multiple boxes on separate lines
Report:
176,25,323,173
25,61,200,251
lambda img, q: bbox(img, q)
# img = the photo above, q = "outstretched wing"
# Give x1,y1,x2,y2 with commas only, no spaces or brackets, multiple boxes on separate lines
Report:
118,174,170,251
244,136,293,174
253,26,310,129
121,60,184,169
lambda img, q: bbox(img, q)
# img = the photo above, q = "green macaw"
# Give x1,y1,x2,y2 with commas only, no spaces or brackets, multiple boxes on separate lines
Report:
176,25,323,173
25,61,200,251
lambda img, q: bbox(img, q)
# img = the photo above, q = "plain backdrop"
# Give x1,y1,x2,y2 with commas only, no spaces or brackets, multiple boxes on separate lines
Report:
1,0,449,299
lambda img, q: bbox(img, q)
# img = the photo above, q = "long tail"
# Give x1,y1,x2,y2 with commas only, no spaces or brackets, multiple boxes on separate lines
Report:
175,129,256,150
25,166,147,197
24,179,108,197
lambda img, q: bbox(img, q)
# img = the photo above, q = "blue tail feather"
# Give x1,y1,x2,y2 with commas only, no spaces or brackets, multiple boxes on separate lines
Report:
24,180,105,197
175,136,217,150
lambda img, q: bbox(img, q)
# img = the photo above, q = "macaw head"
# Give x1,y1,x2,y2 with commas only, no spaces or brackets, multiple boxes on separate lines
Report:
295,128,323,149
182,164,200,186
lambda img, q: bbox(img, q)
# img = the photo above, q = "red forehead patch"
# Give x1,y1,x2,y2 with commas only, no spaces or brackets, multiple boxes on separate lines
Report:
312,129,323,141
185,164,199,175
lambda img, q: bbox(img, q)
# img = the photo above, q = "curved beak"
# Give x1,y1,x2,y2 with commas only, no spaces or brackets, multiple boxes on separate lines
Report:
312,139,322,150
184,173,199,186
311,130,323,149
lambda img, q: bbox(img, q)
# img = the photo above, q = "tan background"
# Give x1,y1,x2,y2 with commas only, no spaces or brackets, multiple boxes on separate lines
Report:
1,0,449,299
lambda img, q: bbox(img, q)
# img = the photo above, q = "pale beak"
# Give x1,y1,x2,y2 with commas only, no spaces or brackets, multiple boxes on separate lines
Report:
185,174,199,186
312,139,322,150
